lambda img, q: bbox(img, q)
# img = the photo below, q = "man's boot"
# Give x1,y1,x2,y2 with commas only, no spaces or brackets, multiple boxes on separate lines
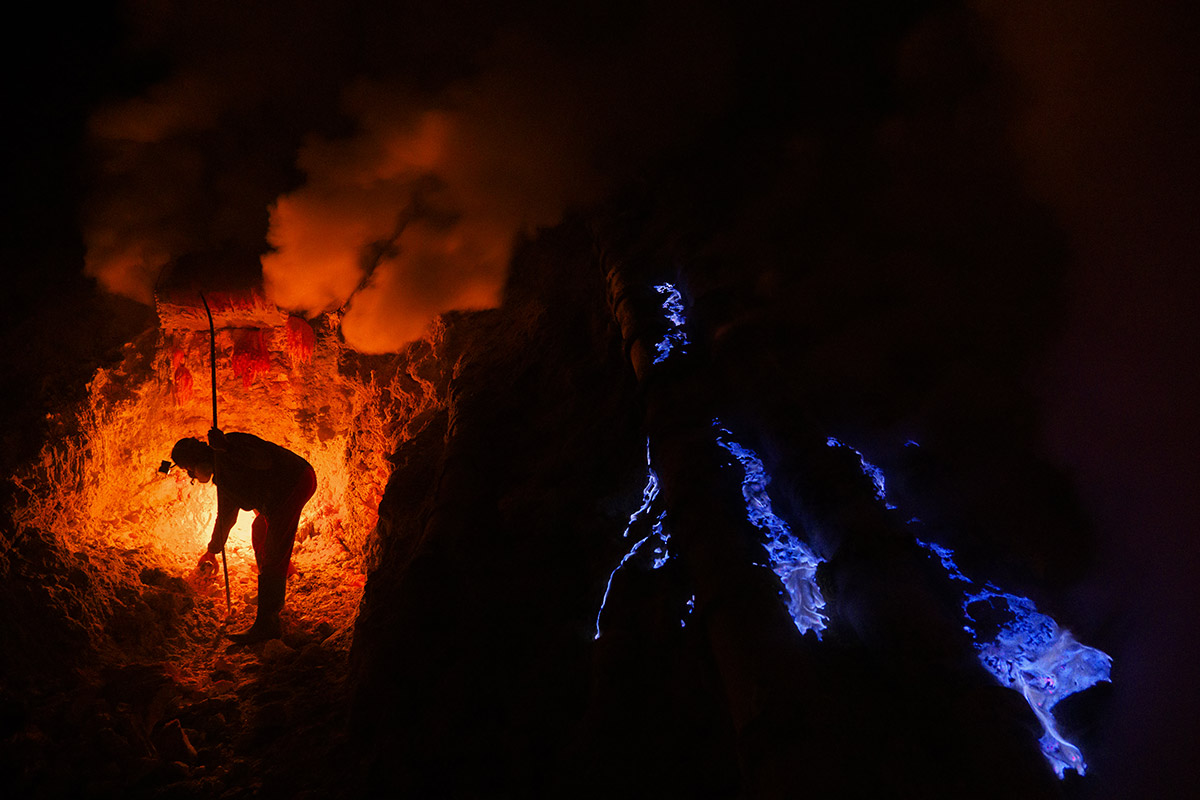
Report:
228,574,284,644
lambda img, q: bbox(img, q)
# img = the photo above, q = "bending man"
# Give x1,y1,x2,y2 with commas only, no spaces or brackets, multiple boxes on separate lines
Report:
171,428,317,644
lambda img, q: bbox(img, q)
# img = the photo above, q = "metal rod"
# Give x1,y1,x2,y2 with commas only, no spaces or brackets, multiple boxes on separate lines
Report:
198,291,231,615
199,292,218,430
221,549,230,614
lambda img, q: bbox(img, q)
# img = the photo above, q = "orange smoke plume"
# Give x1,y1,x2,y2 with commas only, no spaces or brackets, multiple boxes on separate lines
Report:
261,76,601,352
81,5,731,353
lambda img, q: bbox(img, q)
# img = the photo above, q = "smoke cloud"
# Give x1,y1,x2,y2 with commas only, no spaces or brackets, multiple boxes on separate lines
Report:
83,1,730,351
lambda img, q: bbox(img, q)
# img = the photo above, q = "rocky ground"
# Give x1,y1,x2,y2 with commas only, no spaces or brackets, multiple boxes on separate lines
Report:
1,526,365,800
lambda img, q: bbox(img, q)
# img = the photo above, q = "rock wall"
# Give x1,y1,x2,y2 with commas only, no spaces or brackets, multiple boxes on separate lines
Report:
349,218,659,795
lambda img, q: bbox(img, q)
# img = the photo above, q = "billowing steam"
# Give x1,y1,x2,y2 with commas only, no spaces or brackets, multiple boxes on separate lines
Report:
261,62,607,352
82,3,730,351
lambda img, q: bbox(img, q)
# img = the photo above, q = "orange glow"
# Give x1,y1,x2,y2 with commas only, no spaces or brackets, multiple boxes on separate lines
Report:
13,311,435,594
286,316,316,363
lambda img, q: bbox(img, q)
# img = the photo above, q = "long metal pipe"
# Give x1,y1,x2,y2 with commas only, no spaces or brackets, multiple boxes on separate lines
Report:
198,291,231,615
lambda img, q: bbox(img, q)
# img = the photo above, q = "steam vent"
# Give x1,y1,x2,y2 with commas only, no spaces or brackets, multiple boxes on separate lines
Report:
5,1,1199,798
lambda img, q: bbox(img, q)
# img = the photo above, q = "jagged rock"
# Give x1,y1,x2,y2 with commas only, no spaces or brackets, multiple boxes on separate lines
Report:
296,643,331,667
140,567,170,586
193,713,227,739
209,666,235,682
261,639,294,662
253,701,288,731
154,719,197,763
282,630,314,650
95,726,132,758
195,746,225,768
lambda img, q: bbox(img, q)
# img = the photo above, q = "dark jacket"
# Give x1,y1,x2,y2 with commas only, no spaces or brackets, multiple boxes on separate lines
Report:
208,432,312,553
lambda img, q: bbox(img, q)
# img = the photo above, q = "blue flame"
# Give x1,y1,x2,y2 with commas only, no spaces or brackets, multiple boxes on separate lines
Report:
682,595,695,628
957,583,1113,777
608,279,1109,779
716,425,828,637
914,538,971,584
595,283,691,639
595,440,672,640
887,490,1110,777
823,435,1111,777
651,283,690,364
826,437,896,509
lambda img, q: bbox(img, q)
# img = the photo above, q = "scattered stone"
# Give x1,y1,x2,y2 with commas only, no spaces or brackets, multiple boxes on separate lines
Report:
297,643,330,666
86,778,121,797
195,746,225,769
181,697,235,718
210,666,235,682
254,701,289,730
223,757,252,785
261,639,294,662
194,712,227,738
209,680,236,696
314,621,334,641
95,726,132,758
252,688,292,705
282,630,314,650
153,719,198,763
140,567,170,586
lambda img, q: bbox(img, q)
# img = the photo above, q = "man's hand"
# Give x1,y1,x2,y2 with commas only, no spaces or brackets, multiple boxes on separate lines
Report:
198,551,218,575
208,428,228,451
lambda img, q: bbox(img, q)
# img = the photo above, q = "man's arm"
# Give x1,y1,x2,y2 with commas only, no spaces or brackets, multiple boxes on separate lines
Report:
207,487,239,554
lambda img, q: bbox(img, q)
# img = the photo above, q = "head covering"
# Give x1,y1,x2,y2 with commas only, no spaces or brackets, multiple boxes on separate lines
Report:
171,437,211,469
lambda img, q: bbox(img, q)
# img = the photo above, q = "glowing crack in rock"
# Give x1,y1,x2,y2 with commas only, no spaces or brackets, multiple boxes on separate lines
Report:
651,283,690,364
716,425,828,637
826,436,895,509
594,440,671,640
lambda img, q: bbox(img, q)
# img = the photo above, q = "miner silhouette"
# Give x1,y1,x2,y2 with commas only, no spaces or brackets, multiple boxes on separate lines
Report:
172,428,316,644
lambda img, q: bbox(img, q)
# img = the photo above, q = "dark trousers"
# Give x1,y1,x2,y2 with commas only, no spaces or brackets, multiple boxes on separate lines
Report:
251,465,317,617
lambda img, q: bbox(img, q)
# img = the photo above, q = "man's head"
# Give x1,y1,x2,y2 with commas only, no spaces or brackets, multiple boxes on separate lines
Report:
171,437,215,483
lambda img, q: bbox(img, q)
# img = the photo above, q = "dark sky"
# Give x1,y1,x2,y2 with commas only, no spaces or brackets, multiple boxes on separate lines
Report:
3,1,1197,795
